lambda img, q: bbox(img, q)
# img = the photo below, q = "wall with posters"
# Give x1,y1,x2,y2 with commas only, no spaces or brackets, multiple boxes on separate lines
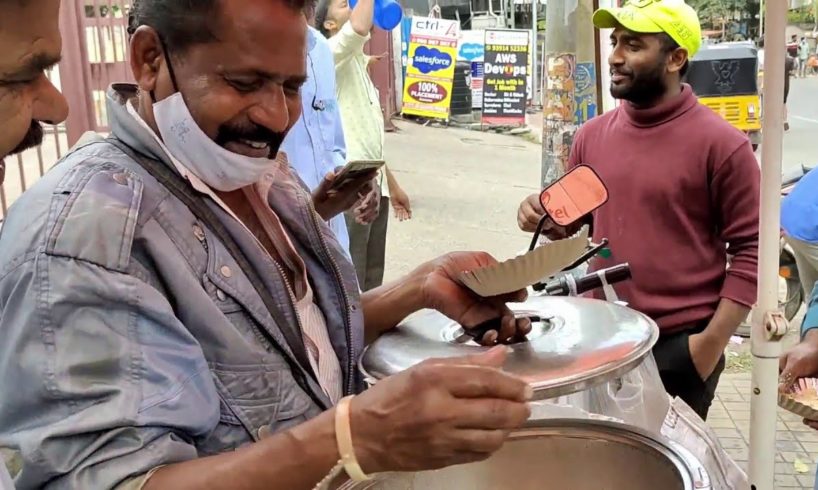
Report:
401,18,460,120
482,29,530,126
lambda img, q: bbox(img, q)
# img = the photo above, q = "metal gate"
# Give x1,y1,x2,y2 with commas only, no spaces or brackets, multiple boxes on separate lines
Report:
61,0,134,139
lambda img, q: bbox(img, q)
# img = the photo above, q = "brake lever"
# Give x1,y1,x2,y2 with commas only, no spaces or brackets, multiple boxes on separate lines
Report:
532,239,609,292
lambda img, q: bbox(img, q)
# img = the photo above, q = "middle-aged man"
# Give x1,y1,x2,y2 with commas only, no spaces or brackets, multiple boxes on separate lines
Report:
517,0,760,420
0,0,534,488
0,0,69,179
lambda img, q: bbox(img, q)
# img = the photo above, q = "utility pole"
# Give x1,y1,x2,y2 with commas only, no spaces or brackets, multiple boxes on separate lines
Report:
531,0,539,106
540,0,597,187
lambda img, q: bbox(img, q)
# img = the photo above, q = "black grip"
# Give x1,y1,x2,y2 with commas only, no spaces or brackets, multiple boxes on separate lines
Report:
572,264,631,296
461,315,542,344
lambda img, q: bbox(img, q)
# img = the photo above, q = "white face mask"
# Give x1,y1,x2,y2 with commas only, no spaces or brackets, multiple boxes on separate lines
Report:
153,92,274,192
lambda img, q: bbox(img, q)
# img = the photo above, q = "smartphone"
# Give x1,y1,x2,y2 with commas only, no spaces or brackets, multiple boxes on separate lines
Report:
330,160,385,191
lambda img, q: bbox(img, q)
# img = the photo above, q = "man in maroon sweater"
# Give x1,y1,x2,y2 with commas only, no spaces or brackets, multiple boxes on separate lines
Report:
518,0,759,419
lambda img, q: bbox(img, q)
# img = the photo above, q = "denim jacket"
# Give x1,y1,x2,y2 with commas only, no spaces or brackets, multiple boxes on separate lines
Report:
0,84,365,489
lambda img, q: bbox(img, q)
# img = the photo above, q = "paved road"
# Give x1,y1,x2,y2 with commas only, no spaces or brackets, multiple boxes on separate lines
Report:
783,76,818,172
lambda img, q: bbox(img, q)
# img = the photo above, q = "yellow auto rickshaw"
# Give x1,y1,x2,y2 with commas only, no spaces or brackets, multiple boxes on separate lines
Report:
686,42,762,151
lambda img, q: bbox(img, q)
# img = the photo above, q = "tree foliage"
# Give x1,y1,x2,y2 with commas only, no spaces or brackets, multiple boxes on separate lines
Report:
688,0,757,28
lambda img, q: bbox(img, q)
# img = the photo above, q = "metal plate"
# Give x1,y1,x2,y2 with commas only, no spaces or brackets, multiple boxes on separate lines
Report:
360,296,659,400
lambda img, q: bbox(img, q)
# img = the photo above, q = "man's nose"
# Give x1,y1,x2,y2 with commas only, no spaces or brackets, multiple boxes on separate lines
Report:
608,47,625,67
247,86,291,134
30,75,69,126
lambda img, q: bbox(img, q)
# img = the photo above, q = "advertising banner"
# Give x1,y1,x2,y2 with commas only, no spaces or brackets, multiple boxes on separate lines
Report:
458,30,485,110
401,17,460,120
482,29,530,125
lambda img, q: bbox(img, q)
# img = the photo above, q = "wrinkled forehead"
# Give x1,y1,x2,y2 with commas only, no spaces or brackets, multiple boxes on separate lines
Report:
185,0,308,75
0,0,62,78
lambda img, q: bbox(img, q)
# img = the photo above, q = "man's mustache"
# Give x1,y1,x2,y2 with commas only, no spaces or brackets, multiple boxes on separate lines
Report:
215,123,286,158
9,121,44,156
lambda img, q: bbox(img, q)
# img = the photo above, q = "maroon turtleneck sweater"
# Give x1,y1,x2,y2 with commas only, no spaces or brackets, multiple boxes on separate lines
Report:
569,85,760,333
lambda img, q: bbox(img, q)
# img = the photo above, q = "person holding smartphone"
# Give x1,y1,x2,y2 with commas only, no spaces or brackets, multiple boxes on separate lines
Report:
317,0,412,290
281,1,380,256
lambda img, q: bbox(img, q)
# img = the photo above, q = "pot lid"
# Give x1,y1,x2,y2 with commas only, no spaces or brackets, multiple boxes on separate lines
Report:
360,296,659,400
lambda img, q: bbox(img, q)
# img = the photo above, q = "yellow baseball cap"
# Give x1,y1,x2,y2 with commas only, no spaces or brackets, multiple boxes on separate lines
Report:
593,0,702,58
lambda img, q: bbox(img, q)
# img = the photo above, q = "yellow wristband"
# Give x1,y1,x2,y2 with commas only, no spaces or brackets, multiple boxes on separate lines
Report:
335,395,371,482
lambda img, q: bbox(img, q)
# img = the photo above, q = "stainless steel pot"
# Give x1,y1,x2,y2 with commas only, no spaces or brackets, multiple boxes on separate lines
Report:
338,419,711,490
361,296,659,400
349,297,714,489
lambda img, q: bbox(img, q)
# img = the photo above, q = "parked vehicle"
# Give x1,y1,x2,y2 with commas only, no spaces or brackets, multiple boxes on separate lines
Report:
686,42,762,151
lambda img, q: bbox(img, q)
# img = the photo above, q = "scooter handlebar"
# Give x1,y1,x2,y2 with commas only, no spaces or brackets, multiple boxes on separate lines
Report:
544,263,632,297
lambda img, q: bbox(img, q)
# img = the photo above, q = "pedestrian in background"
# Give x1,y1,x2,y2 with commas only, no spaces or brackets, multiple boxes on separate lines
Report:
798,37,810,78
280,1,380,256
317,0,413,290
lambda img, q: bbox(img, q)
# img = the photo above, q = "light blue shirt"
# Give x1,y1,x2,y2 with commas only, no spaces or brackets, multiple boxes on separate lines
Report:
782,167,818,244
282,26,350,254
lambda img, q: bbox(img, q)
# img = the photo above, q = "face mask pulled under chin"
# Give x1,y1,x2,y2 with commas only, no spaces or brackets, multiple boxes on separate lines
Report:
153,92,273,192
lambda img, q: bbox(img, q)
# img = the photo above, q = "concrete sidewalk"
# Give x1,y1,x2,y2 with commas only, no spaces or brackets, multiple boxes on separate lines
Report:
384,119,816,488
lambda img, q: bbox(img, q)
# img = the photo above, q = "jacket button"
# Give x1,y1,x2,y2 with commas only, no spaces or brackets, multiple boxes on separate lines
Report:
257,425,272,440
192,224,206,242
220,266,232,278
112,173,128,185
216,289,227,302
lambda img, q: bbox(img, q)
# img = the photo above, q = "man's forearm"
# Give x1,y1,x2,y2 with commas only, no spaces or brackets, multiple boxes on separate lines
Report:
350,0,374,36
361,271,426,343
384,165,398,191
144,410,340,490
703,298,750,347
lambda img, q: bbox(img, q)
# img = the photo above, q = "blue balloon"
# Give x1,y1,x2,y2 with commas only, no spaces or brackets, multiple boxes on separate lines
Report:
349,0,403,31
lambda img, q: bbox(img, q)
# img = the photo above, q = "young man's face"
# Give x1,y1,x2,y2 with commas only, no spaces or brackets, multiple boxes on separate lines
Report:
0,0,68,183
131,0,307,160
608,27,684,106
323,0,351,35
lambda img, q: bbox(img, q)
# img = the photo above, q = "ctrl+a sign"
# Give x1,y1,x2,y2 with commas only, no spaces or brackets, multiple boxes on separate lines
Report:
408,81,448,104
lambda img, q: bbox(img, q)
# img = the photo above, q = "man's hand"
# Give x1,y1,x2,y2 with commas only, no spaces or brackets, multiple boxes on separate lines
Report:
780,330,818,431
415,252,531,344
780,330,818,391
390,185,412,221
516,193,576,239
517,193,544,233
351,181,381,225
688,332,725,381
351,346,532,473
367,52,387,68
312,168,378,221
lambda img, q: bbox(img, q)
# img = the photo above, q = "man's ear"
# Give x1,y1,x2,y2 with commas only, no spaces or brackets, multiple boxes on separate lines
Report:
129,26,164,93
668,48,689,74
323,18,337,33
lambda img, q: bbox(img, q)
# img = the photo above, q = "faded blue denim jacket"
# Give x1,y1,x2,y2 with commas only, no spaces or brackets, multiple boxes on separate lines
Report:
0,84,365,489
